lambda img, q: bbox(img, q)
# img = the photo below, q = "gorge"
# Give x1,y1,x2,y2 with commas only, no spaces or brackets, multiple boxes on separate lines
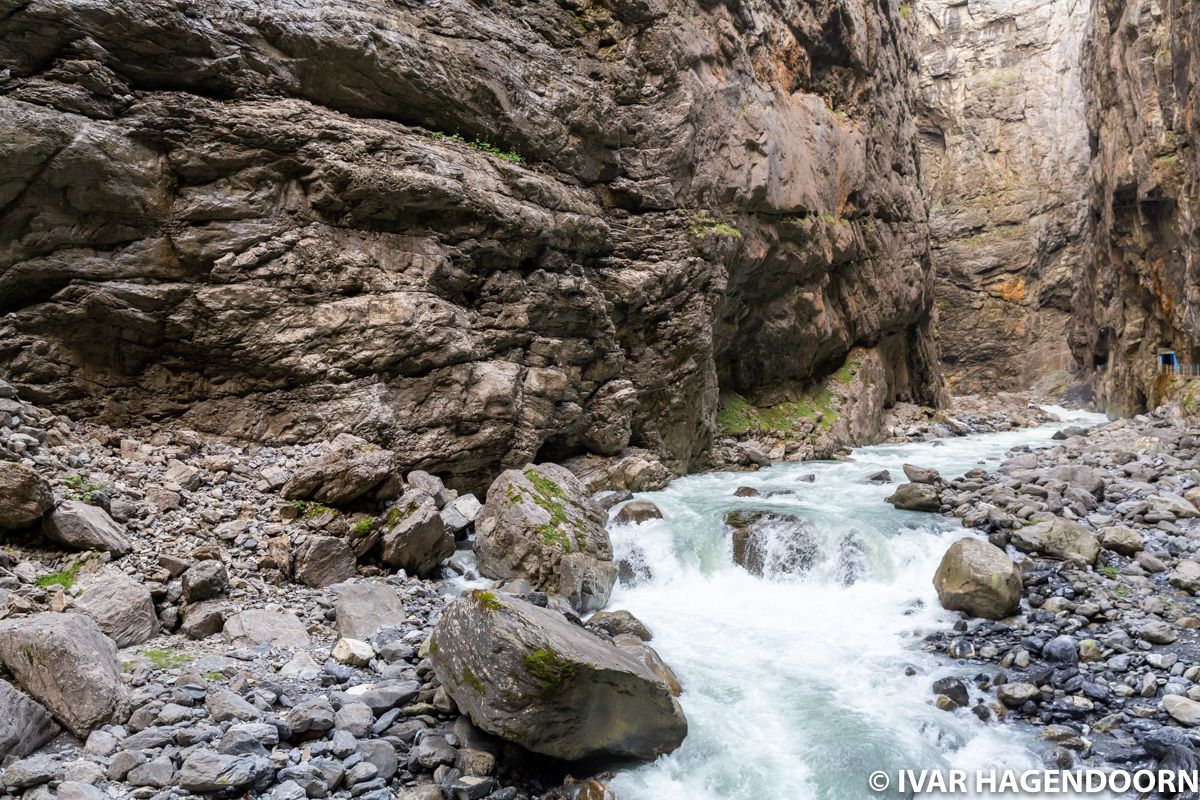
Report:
0,0,1199,797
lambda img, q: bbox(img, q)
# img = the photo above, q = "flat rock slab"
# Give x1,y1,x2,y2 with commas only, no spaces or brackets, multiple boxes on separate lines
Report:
0,613,126,737
333,582,408,640
223,609,310,648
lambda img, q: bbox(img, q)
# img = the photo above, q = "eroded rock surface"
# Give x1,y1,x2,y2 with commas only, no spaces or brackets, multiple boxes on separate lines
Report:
430,591,686,762
917,0,1089,392
0,0,941,489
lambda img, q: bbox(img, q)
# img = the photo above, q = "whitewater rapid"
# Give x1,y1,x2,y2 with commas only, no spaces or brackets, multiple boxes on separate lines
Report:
604,406,1110,800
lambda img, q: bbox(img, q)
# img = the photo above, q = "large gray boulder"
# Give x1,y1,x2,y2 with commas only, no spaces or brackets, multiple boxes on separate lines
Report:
0,679,60,761
293,536,357,588
885,483,942,512
932,538,1022,620
0,613,126,737
430,591,686,761
74,569,160,647
281,442,397,506
223,609,311,649
475,464,615,613
723,511,818,577
378,490,455,576
334,582,408,640
1010,518,1100,564
40,501,131,555
0,462,53,529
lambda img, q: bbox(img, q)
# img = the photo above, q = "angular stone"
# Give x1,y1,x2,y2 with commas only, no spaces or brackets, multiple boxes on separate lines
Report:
40,501,131,555
902,464,941,484
178,750,265,793
1098,525,1144,555
282,444,396,506
475,464,615,613
223,609,310,648
1170,560,1200,594
379,490,455,577
1166,695,1200,726
333,582,407,640
332,637,374,667
613,500,663,525
294,536,357,588
0,613,125,737
0,679,59,761
440,493,482,532
588,609,652,641
182,560,229,603
996,683,1040,707
885,483,942,512
431,590,686,761
73,569,160,647
933,538,1022,620
1010,518,1100,564
0,462,53,530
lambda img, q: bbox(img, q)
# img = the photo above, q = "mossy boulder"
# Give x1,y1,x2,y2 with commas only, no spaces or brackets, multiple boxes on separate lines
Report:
933,538,1022,620
475,464,614,613
430,591,686,762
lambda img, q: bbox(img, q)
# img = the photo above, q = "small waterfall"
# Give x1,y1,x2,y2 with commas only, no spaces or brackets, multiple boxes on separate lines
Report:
605,407,1110,800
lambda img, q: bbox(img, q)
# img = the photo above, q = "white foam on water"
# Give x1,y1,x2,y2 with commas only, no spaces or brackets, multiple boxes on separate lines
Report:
605,410,1112,800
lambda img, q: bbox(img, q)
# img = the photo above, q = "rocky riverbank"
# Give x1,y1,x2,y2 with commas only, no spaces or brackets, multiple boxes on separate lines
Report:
904,403,1200,776
0,378,682,800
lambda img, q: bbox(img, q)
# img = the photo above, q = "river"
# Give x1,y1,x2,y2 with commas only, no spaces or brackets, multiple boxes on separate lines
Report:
604,406,1110,800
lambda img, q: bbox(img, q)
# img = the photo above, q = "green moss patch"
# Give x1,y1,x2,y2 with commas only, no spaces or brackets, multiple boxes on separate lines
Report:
522,648,577,693
35,560,84,590
522,470,579,552
687,211,743,239
472,590,503,613
143,649,191,670
460,665,486,693
716,386,838,437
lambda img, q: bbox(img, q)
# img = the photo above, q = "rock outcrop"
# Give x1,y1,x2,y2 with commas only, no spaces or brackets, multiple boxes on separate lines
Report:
1072,0,1199,414
0,462,54,530
0,0,942,490
916,0,1090,393
430,591,686,762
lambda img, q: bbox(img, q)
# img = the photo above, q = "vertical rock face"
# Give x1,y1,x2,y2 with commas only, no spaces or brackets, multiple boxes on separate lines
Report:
1073,0,1199,414
0,0,940,486
916,0,1091,393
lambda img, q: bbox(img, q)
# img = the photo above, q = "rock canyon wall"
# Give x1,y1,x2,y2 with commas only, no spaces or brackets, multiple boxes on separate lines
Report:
915,0,1091,394
1072,0,1199,415
0,0,943,488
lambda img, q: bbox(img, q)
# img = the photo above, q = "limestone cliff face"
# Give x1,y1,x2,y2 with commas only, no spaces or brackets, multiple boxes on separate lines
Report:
0,0,941,487
1073,0,1199,415
916,0,1090,393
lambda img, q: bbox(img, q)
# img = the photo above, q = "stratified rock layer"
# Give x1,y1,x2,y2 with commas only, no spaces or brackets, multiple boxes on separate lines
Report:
1072,0,1199,414
0,0,941,488
916,0,1090,393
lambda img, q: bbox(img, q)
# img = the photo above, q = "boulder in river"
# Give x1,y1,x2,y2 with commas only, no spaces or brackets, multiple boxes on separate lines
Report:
885,483,942,512
0,462,53,529
40,500,131,555
0,613,126,737
475,464,615,613
902,464,941,485
430,590,686,761
724,511,818,577
1009,518,1100,564
933,538,1021,619
612,500,663,525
